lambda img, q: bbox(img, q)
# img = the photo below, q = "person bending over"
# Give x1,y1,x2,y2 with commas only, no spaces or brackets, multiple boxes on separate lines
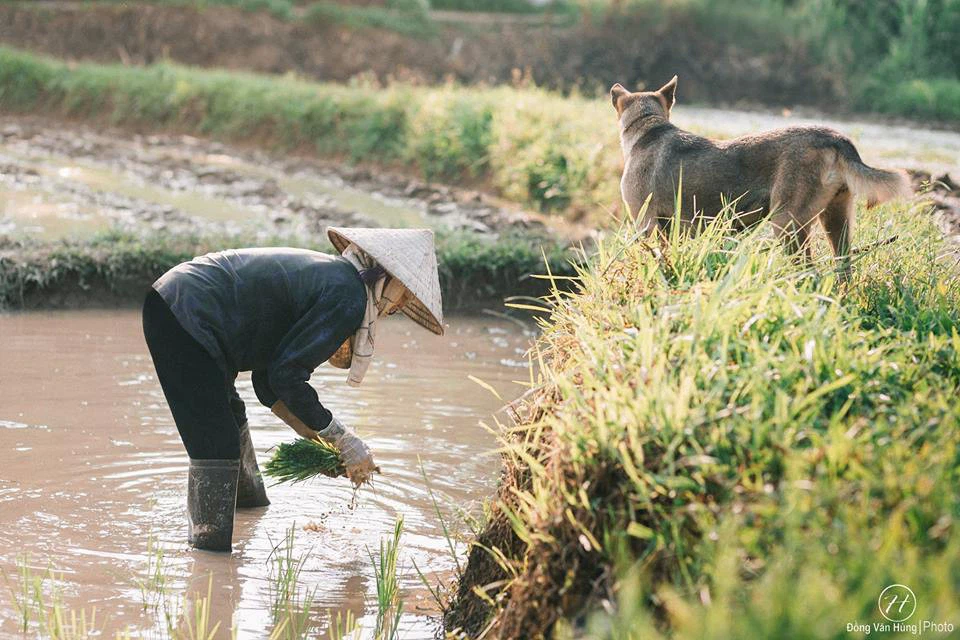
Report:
142,227,444,552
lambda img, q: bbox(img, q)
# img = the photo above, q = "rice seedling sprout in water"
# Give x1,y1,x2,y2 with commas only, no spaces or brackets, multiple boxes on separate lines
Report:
134,533,168,611
267,524,317,638
177,575,221,640
371,517,404,640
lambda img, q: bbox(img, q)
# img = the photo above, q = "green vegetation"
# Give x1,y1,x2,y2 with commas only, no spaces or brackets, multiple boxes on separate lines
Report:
610,0,960,122
3,555,99,637
267,525,317,638
4,525,411,638
76,0,297,19
431,0,571,13
0,228,577,310
0,47,620,216
264,437,346,483
134,535,169,612
305,0,435,37
371,517,404,640
7,0,955,120
446,198,960,636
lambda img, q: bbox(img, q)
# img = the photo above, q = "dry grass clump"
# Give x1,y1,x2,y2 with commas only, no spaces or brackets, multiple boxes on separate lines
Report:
447,199,960,638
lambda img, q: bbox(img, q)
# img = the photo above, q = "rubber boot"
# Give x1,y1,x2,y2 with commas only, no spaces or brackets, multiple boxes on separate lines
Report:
236,422,270,508
187,459,239,552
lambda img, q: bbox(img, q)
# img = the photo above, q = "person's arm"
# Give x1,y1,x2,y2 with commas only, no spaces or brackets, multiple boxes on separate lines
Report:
252,369,278,408
267,282,378,485
271,400,320,440
253,368,320,438
266,287,364,432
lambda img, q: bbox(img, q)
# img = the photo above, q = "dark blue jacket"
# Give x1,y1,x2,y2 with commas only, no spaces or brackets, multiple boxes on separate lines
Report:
153,248,366,430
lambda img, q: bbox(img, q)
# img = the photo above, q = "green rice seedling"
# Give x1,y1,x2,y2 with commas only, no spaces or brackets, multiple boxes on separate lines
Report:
326,609,359,640
2,554,36,632
267,524,317,638
370,517,405,640
410,457,463,615
134,534,169,611
2,555,101,639
41,604,100,640
3,555,68,635
418,457,462,577
263,437,345,484
175,575,221,640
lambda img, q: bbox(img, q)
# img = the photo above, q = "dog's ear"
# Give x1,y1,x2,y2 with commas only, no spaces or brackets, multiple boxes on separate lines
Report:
610,83,629,114
658,75,678,110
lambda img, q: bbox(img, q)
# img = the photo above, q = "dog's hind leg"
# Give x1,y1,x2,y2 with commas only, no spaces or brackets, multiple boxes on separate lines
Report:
770,170,833,267
769,206,817,266
820,187,854,283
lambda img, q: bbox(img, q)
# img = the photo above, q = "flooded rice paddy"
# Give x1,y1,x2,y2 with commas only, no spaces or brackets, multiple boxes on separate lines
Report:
0,310,535,638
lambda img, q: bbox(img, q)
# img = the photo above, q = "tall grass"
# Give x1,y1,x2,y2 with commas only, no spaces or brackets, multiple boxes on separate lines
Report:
447,196,960,636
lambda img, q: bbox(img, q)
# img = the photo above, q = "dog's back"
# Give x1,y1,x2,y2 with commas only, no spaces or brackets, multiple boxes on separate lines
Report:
611,77,909,279
628,124,909,228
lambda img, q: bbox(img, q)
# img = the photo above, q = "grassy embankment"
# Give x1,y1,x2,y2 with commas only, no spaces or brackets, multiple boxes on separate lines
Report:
444,198,960,637
0,230,576,310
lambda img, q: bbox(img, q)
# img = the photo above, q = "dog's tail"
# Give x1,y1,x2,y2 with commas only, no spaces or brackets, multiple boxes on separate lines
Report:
836,139,911,207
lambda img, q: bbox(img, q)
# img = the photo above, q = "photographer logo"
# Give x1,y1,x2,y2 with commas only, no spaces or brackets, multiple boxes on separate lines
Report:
846,583,954,636
878,584,917,623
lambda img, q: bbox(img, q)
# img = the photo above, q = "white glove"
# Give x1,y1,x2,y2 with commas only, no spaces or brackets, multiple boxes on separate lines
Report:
318,416,378,486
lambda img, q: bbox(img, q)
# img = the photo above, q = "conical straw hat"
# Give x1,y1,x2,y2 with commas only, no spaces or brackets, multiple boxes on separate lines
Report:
327,227,444,335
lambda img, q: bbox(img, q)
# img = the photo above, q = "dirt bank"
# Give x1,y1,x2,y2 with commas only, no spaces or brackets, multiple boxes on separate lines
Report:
0,2,832,109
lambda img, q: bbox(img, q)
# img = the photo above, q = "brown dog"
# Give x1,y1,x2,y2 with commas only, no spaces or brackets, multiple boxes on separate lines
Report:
611,77,910,277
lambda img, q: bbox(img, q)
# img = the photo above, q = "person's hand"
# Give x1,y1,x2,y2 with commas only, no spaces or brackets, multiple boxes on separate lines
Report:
318,417,379,486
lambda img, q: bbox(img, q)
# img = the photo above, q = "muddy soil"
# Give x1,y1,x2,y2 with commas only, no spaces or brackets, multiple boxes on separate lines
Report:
0,310,535,638
0,116,548,241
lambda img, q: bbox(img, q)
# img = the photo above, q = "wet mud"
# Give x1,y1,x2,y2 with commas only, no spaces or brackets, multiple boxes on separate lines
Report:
0,310,536,638
0,116,547,241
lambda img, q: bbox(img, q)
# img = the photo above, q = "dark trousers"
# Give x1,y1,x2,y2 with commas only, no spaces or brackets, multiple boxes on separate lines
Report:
142,289,244,460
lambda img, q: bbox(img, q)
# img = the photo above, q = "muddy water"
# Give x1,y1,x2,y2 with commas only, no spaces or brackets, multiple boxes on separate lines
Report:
0,310,535,638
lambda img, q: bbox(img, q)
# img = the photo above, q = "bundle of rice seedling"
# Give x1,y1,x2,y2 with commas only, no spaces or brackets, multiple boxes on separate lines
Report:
263,437,345,484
